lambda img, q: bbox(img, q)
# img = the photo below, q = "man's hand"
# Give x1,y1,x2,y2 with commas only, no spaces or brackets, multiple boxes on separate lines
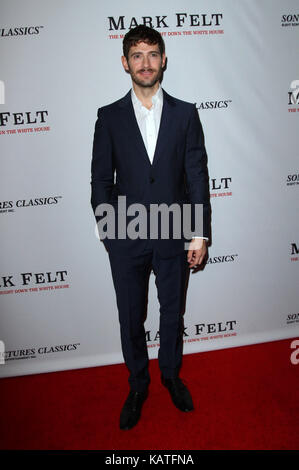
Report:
187,238,207,269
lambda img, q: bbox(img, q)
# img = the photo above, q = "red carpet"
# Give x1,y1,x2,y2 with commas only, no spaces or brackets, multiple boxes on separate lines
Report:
0,338,298,450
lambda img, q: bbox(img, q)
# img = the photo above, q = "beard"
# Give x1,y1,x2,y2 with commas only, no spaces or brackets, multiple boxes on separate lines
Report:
127,64,163,88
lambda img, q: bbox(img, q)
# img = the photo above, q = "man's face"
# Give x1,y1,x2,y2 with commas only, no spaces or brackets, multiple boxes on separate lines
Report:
121,41,166,88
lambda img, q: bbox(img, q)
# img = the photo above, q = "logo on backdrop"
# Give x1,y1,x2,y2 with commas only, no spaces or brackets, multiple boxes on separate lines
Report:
146,320,237,349
286,313,299,326
0,110,50,135
4,343,80,362
0,26,44,37
206,253,238,265
288,80,299,113
281,14,299,27
0,270,70,295
291,243,299,262
0,340,5,365
0,196,63,215
0,80,4,104
286,173,299,186
210,177,232,198
195,99,232,111
107,12,224,39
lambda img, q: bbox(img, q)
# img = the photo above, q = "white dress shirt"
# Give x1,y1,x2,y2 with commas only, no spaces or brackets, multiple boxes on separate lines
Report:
131,86,208,241
131,85,163,164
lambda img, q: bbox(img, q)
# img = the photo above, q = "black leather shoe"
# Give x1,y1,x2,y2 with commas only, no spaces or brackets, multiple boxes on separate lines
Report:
119,389,148,430
161,376,194,412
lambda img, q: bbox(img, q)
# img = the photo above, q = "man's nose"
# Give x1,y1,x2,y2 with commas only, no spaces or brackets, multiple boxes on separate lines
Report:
143,54,150,68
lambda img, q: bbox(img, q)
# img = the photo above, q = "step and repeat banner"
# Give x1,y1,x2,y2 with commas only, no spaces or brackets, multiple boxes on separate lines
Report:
0,0,299,378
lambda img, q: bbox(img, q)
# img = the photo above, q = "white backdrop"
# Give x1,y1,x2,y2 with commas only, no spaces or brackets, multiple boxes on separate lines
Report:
0,0,299,378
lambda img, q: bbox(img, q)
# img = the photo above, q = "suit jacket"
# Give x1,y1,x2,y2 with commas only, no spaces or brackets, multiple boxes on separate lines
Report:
91,88,211,258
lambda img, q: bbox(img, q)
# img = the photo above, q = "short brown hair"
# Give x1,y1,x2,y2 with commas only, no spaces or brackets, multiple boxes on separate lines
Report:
122,25,165,60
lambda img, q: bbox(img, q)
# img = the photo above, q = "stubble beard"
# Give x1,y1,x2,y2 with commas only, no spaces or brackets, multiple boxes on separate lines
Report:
128,64,163,89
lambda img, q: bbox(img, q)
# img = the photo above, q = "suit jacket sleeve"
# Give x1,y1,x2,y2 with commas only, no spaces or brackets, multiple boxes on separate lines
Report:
184,105,211,240
90,107,115,223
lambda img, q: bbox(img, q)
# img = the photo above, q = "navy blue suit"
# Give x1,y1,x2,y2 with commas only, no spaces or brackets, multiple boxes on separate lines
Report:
91,89,210,391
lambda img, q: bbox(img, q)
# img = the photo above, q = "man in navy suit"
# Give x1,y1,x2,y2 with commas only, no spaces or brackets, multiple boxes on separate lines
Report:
91,25,210,430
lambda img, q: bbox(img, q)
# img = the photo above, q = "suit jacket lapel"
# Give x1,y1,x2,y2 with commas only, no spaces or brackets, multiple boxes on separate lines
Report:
118,91,151,167
152,89,176,167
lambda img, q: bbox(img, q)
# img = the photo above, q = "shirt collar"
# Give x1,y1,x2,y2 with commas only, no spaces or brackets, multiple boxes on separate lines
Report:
131,84,163,110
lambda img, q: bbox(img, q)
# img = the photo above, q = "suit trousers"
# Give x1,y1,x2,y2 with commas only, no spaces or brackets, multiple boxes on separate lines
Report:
108,238,189,392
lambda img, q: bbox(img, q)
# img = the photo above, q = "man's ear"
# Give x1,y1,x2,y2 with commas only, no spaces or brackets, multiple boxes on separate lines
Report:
121,55,129,73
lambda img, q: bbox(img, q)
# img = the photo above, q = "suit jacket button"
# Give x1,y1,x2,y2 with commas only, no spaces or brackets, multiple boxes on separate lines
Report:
150,177,155,183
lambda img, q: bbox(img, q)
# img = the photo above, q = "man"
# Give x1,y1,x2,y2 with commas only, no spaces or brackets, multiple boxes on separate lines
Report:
91,25,210,430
